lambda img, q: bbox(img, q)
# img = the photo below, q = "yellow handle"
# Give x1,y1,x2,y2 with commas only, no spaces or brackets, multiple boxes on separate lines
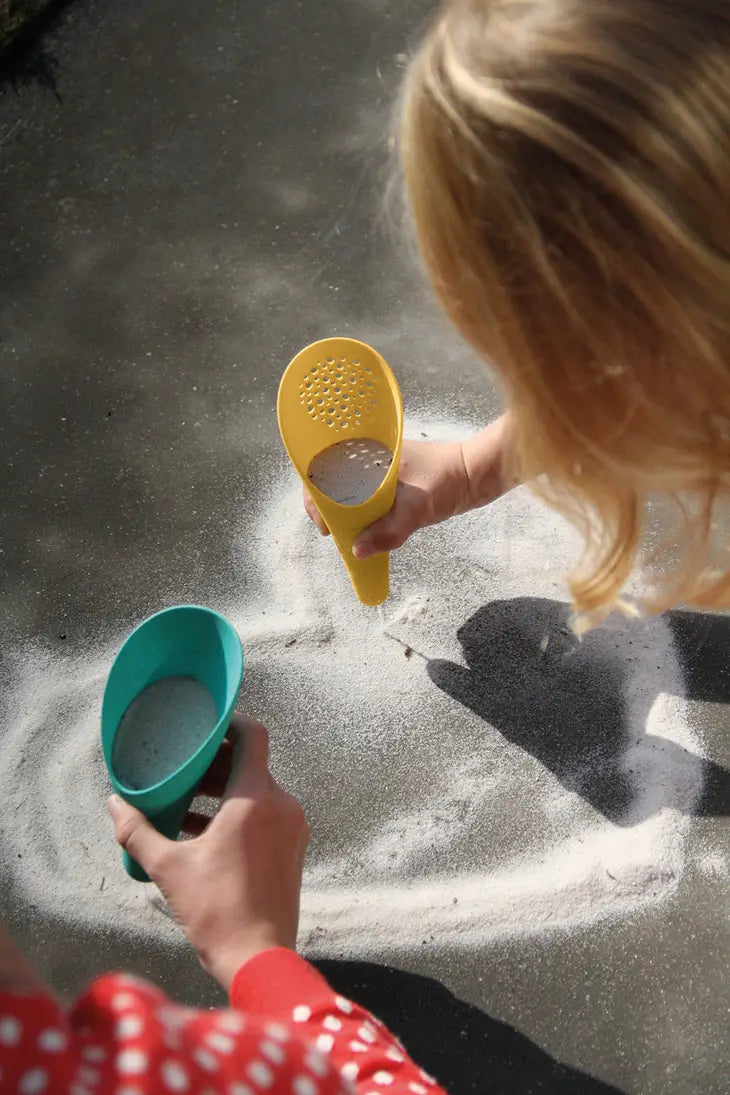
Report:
277,337,404,606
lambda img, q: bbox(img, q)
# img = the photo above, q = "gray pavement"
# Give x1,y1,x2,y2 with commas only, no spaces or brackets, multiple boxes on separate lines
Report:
0,3,728,1093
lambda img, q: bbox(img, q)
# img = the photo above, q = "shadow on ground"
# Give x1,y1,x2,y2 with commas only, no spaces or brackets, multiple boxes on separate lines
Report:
318,959,624,1095
427,599,730,825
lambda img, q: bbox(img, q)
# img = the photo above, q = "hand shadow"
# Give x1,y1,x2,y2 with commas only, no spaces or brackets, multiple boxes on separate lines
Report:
427,598,730,825
317,958,624,1095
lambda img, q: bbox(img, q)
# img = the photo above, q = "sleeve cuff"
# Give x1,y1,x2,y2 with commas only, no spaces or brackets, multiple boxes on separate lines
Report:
230,948,334,1017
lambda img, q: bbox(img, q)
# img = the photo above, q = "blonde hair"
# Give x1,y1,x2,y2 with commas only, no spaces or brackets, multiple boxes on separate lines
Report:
400,0,730,619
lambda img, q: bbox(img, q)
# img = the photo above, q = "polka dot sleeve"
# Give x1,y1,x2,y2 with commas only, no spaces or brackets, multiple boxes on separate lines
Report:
0,952,446,1095
231,949,446,1095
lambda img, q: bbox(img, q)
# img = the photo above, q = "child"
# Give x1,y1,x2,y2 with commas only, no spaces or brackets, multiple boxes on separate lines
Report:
0,716,445,1094
306,0,730,623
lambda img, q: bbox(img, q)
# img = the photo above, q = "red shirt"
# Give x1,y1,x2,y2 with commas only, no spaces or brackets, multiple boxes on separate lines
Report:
0,948,447,1094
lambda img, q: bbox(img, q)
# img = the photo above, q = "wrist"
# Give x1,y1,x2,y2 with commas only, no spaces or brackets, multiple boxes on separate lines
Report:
200,927,293,991
460,413,514,511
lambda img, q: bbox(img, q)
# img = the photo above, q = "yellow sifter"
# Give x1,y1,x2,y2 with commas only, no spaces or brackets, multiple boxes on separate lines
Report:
277,337,403,606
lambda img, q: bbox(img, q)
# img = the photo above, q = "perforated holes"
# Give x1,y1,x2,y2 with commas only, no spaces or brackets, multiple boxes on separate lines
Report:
296,353,380,432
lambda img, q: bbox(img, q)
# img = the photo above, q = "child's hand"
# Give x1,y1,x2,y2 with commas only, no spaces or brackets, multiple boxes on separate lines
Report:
303,413,512,558
108,714,309,991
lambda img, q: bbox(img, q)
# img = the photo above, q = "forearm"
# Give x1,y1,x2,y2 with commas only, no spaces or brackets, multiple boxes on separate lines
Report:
460,411,517,512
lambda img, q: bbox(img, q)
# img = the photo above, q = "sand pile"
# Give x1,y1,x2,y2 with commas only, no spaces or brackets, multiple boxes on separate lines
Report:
0,415,713,964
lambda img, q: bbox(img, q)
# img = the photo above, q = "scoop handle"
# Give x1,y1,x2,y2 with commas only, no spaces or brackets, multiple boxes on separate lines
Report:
122,785,200,882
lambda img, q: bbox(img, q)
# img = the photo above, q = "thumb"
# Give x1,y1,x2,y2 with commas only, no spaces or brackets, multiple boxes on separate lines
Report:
108,794,170,878
353,508,412,560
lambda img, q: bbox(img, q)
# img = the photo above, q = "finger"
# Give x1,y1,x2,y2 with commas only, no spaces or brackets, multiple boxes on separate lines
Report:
303,487,330,536
197,739,234,798
181,810,212,837
353,504,412,560
108,795,170,878
222,718,270,800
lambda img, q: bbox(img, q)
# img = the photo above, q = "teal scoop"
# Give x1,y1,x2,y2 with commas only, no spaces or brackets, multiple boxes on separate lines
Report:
101,605,244,881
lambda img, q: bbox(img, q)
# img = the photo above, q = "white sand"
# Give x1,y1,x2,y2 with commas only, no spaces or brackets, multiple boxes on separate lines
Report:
308,438,392,506
0,414,716,972
112,676,218,790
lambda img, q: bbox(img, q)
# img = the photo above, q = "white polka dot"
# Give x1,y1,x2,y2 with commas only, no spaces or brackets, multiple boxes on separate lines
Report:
304,1048,328,1077
408,1084,427,1095
264,1021,288,1043
82,1047,106,1063
419,1070,436,1085
228,1085,254,1095
161,1059,189,1091
260,1039,285,1064
164,1029,183,1051
19,1070,48,1094
69,1086,90,1095
117,1048,148,1074
293,1077,317,1095
116,1088,144,1095
217,1012,245,1034
358,1024,377,1043
37,1028,66,1052
116,1015,144,1040
0,1015,22,1045
315,1033,334,1054
111,992,137,1011
78,1066,100,1084
194,1048,219,1072
374,1072,394,1086
293,1005,312,1023
247,1060,274,1088
334,996,353,1014
205,1030,235,1054
350,1041,368,1053
385,1047,405,1063
341,1062,359,1081
323,1015,342,1032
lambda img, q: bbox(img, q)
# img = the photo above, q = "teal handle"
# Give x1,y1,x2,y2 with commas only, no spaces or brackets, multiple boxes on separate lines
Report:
122,785,201,882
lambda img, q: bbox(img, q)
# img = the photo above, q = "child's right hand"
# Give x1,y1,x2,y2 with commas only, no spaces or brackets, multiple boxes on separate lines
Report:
303,412,513,558
108,714,309,991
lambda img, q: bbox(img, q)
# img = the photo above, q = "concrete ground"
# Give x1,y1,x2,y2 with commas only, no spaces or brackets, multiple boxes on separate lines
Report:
0,2,728,1093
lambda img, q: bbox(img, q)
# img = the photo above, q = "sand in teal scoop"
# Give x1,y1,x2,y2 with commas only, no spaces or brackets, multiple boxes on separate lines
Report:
112,676,218,790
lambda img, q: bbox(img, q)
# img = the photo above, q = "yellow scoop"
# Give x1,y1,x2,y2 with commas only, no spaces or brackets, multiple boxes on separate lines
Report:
277,337,403,606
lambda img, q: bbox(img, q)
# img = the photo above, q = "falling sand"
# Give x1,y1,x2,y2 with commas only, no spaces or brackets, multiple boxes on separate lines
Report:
112,676,218,790
308,437,393,506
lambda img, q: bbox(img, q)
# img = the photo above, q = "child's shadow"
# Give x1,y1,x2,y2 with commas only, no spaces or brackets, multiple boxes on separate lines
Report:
427,598,730,825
